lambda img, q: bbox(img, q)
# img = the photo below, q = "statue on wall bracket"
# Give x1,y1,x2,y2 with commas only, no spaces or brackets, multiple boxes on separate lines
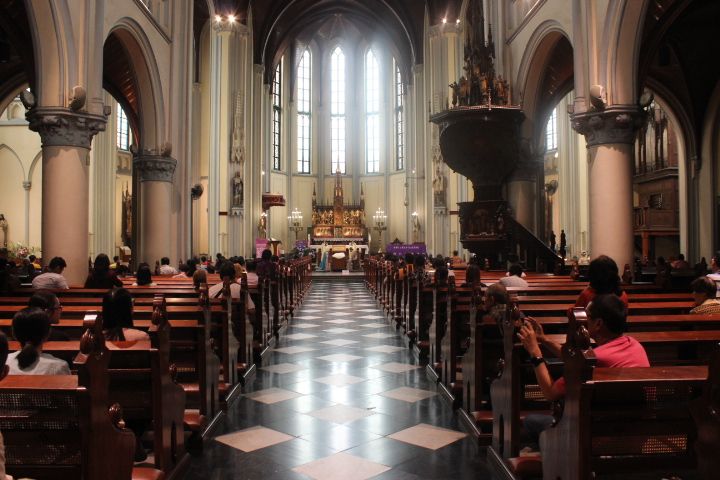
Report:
232,171,243,208
431,147,447,209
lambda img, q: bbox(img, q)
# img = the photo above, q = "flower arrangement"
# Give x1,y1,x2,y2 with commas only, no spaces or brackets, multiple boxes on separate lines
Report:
7,242,40,261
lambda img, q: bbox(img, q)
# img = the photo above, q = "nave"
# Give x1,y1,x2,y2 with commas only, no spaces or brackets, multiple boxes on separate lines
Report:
183,279,490,480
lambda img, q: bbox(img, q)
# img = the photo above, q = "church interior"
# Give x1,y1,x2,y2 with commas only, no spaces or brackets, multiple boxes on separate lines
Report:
1,1,720,479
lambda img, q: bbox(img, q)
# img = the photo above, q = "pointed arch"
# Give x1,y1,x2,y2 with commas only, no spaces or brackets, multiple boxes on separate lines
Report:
105,18,166,150
515,22,574,147
0,144,26,179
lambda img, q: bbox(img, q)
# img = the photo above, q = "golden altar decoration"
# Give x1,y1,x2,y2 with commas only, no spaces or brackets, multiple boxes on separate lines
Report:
311,169,367,243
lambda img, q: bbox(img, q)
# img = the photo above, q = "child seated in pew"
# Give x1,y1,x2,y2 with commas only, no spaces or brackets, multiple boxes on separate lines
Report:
7,308,71,375
517,294,649,450
690,276,720,314
102,288,150,341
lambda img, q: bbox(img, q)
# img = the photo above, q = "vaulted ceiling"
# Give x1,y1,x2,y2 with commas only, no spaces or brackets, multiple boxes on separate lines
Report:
206,0,463,83
0,0,34,103
640,0,720,152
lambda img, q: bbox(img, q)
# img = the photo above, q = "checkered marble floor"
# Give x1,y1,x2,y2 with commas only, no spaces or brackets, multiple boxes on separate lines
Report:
182,280,491,480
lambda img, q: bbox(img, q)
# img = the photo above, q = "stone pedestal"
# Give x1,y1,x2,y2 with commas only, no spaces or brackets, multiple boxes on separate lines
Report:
134,155,177,265
572,106,644,273
27,108,106,285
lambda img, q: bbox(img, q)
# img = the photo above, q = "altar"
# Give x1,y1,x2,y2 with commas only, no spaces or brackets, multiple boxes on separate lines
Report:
311,169,368,244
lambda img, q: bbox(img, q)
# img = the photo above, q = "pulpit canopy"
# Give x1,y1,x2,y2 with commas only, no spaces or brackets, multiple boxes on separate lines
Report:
262,193,286,211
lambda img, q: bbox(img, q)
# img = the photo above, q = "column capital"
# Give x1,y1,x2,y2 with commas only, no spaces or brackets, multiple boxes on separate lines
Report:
571,106,645,147
133,154,177,183
26,107,107,149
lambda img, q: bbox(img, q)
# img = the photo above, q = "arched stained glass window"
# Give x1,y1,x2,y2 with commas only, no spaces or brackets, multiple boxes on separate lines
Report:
297,49,312,173
365,50,380,173
330,46,346,174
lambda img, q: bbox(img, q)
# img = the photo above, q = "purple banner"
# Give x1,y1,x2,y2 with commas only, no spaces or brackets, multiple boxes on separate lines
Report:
294,240,308,251
385,243,427,256
255,238,269,258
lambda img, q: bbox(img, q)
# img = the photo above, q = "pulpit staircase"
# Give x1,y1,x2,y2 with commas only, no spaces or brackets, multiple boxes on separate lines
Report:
504,216,564,273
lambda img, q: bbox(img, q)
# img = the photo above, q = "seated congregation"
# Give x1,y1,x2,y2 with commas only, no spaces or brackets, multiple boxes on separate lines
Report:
364,251,720,480
0,248,313,480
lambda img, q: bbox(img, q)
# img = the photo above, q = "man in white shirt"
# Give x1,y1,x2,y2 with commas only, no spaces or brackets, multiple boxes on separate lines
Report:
500,264,529,288
31,257,69,290
209,261,256,311
158,257,179,275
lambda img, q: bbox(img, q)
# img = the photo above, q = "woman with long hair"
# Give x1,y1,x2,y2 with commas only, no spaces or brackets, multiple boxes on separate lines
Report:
84,253,123,289
7,308,70,374
133,263,156,286
102,288,149,341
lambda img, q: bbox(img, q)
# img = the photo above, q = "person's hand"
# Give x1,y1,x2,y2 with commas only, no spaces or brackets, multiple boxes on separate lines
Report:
517,321,542,357
525,317,546,343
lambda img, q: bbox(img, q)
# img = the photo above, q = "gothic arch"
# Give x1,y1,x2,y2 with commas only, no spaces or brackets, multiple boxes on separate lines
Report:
0,144,26,179
28,150,43,185
698,79,720,257
516,22,574,148
602,0,650,105
105,18,166,151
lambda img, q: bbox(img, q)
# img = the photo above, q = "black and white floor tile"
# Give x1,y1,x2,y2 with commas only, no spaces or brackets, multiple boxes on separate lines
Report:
182,280,492,480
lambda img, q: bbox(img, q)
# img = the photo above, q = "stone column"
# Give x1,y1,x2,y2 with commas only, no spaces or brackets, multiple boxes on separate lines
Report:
572,106,643,273
133,154,177,265
27,107,106,285
507,160,539,234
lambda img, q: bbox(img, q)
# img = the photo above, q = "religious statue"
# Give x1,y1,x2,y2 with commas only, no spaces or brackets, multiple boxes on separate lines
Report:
449,82,459,107
0,214,8,247
232,172,243,207
559,229,567,258
121,184,132,246
550,231,557,252
230,93,244,165
432,163,446,207
258,212,267,238
319,241,330,271
494,75,507,104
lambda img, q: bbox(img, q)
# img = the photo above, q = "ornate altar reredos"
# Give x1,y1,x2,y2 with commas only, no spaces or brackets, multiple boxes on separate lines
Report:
430,0,524,258
311,170,367,243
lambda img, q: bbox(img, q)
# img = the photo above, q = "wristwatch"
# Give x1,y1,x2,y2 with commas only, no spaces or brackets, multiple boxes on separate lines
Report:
530,356,547,367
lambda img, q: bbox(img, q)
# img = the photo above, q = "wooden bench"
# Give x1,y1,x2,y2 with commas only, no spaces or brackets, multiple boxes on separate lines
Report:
0,314,164,480
487,309,717,480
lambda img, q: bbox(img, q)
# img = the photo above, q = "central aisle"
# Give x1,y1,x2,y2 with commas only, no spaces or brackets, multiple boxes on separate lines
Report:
184,279,492,479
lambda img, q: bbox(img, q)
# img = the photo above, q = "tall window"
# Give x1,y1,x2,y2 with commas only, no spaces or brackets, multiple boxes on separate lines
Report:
394,60,404,171
365,50,380,173
116,104,130,151
272,60,282,171
330,46,346,174
545,107,558,152
297,49,312,173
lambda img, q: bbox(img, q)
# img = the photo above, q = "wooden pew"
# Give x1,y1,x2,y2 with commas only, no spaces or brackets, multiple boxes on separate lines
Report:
0,314,163,480
487,309,716,480
7,310,188,477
